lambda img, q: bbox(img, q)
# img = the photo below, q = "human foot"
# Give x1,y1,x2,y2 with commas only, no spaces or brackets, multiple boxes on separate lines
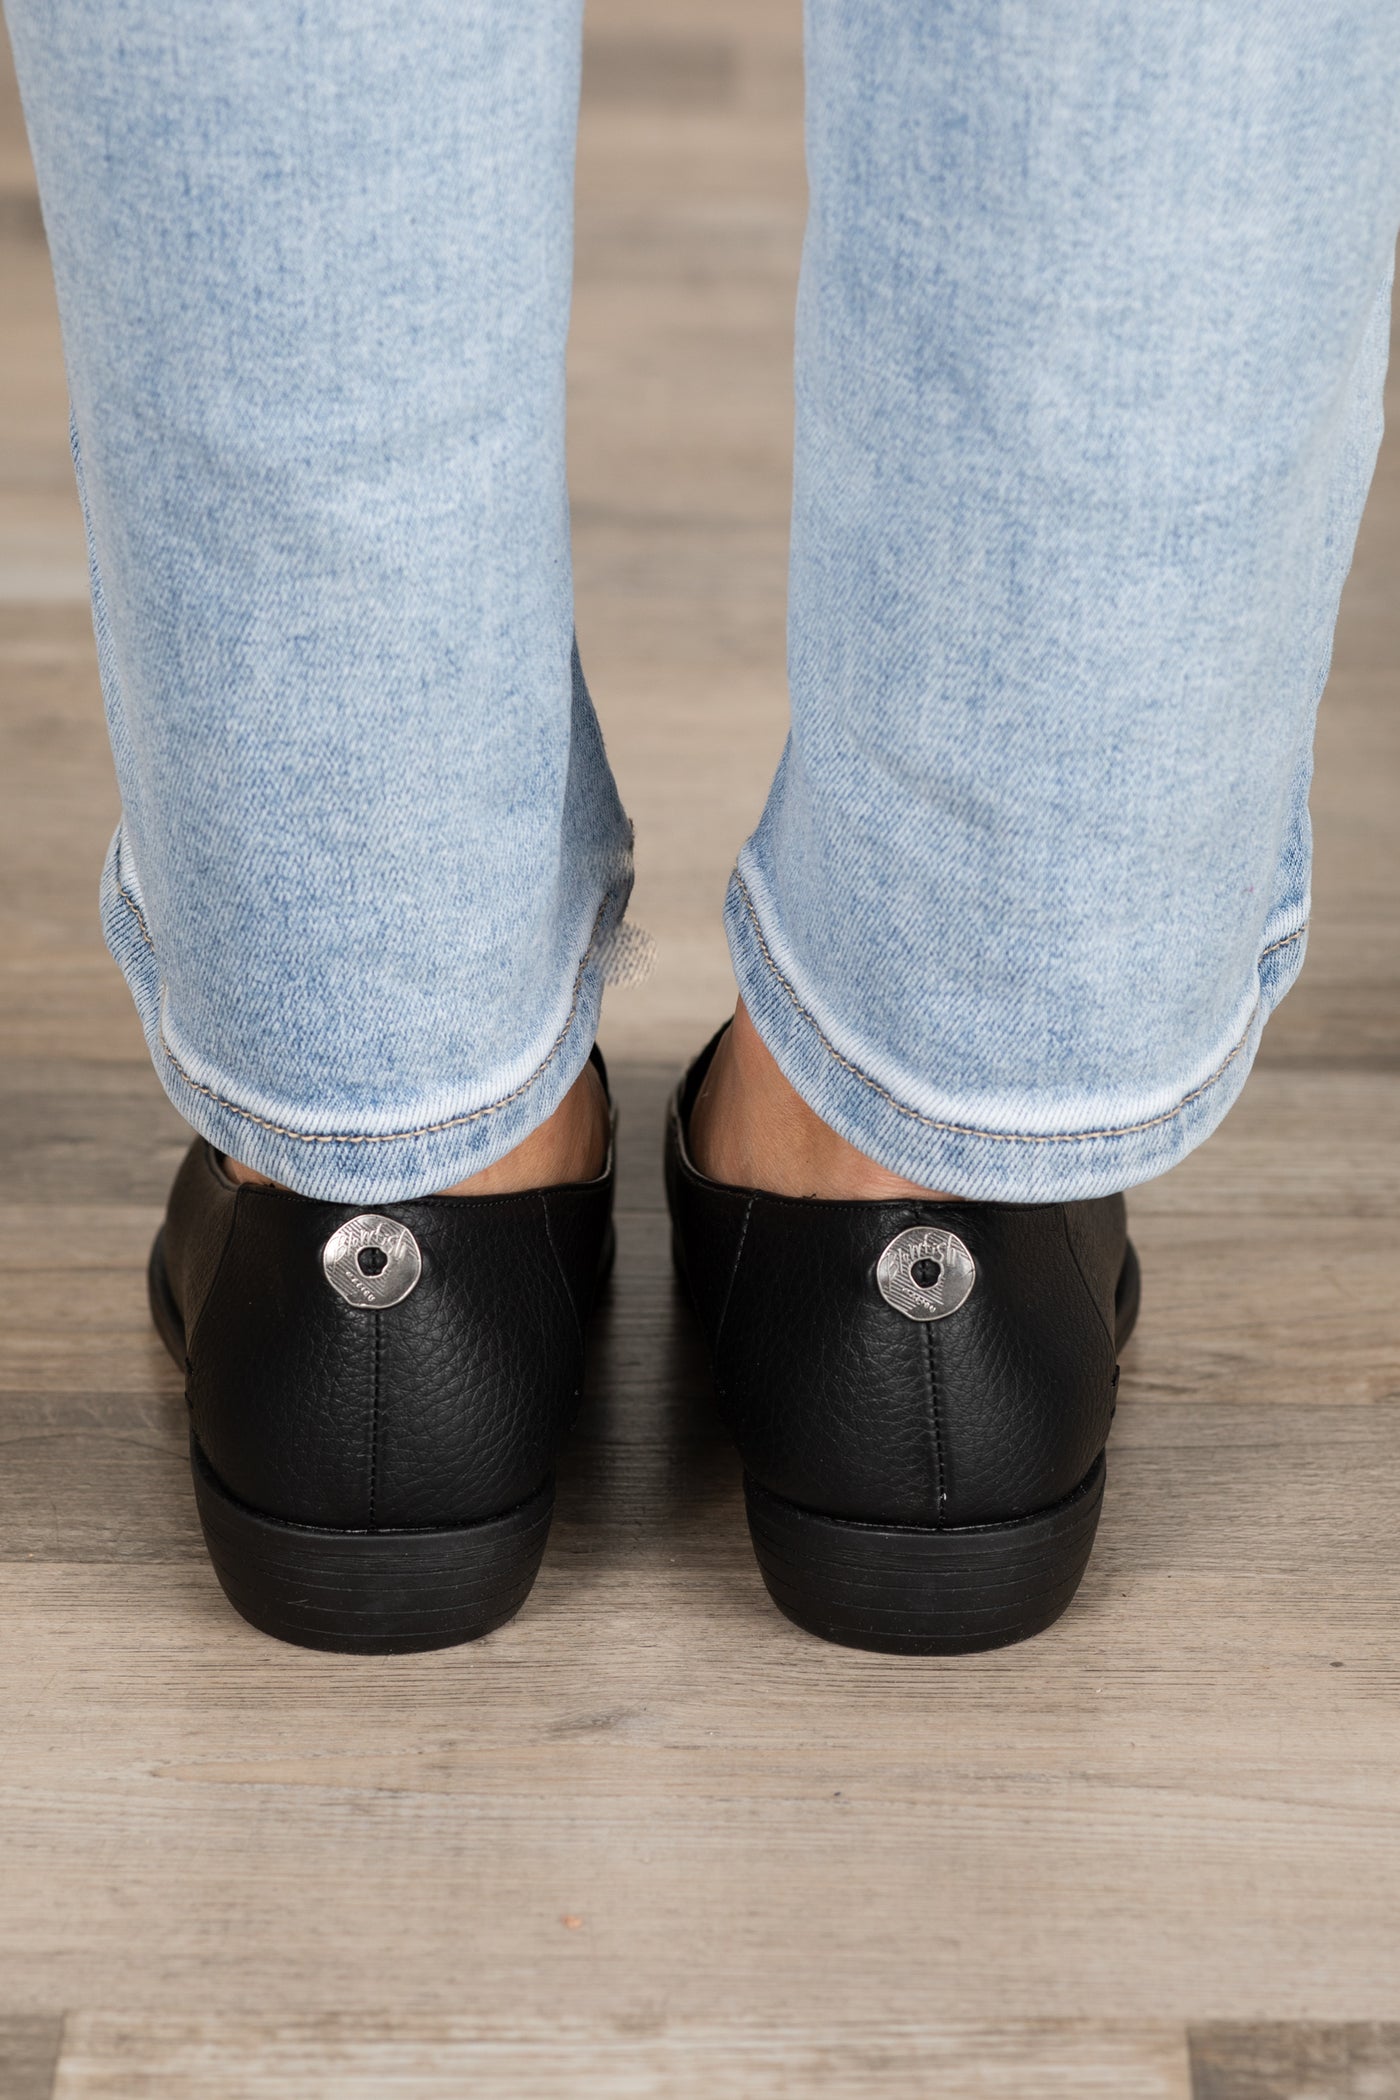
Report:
686,1000,961,1200
223,1054,611,1195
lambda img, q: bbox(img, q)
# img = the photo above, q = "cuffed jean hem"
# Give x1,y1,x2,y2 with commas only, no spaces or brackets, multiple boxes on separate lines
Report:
101,827,629,1204
724,862,1307,1204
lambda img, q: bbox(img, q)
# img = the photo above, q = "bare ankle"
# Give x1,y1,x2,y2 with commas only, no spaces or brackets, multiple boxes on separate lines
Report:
222,1154,280,1189
440,1058,608,1195
688,1003,963,1202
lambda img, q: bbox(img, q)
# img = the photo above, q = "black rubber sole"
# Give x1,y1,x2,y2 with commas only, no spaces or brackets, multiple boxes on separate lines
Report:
149,1230,553,1654
746,1453,1106,1656
743,1240,1139,1657
191,1439,552,1654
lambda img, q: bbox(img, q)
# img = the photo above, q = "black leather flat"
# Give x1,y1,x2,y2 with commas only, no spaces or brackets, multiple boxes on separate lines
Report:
666,1031,1140,1654
149,1059,614,1653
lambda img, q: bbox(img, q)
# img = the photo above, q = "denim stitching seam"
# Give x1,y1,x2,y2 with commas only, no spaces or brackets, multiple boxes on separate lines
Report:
145,892,617,1147
732,868,1305,1148
115,875,155,950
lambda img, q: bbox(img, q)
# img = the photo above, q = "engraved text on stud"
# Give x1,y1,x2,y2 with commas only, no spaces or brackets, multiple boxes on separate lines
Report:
876,1226,975,1322
322,1214,422,1308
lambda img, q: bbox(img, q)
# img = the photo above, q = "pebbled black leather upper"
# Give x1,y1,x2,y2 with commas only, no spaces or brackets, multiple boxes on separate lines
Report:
665,1035,1132,1528
158,1119,613,1531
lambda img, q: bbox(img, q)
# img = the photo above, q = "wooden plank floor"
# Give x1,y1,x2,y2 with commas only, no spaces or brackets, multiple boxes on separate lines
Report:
2,5,1398,2095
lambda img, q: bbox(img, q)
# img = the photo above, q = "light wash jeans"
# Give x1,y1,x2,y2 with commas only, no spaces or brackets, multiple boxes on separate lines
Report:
8,2,1400,1202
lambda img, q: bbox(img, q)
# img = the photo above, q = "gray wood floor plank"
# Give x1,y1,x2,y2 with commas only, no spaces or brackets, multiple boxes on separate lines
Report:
0,2016,63,2100
0,1389,196,1563
1189,2023,1400,2099
49,2014,1192,2098
581,32,739,113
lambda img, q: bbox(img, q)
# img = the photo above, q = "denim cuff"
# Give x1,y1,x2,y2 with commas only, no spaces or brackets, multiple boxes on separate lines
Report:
724,857,1307,1204
102,826,629,1203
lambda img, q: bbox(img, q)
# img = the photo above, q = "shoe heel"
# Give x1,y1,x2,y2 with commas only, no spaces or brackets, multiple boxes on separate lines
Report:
744,1455,1106,1656
191,1437,553,1654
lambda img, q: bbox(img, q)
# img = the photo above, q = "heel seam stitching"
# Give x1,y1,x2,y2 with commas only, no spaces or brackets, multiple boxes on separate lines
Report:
368,1313,381,1529
924,1326,947,1524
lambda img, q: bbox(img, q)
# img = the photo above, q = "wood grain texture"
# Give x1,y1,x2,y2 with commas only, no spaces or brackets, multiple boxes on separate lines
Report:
0,1,1397,2094
1,1336,1397,2021
0,2019,63,2100
1188,2024,1400,2099
49,2016,1193,2099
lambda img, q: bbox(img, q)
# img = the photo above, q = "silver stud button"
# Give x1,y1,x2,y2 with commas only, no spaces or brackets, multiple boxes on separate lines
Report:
876,1225,975,1322
322,1214,422,1308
